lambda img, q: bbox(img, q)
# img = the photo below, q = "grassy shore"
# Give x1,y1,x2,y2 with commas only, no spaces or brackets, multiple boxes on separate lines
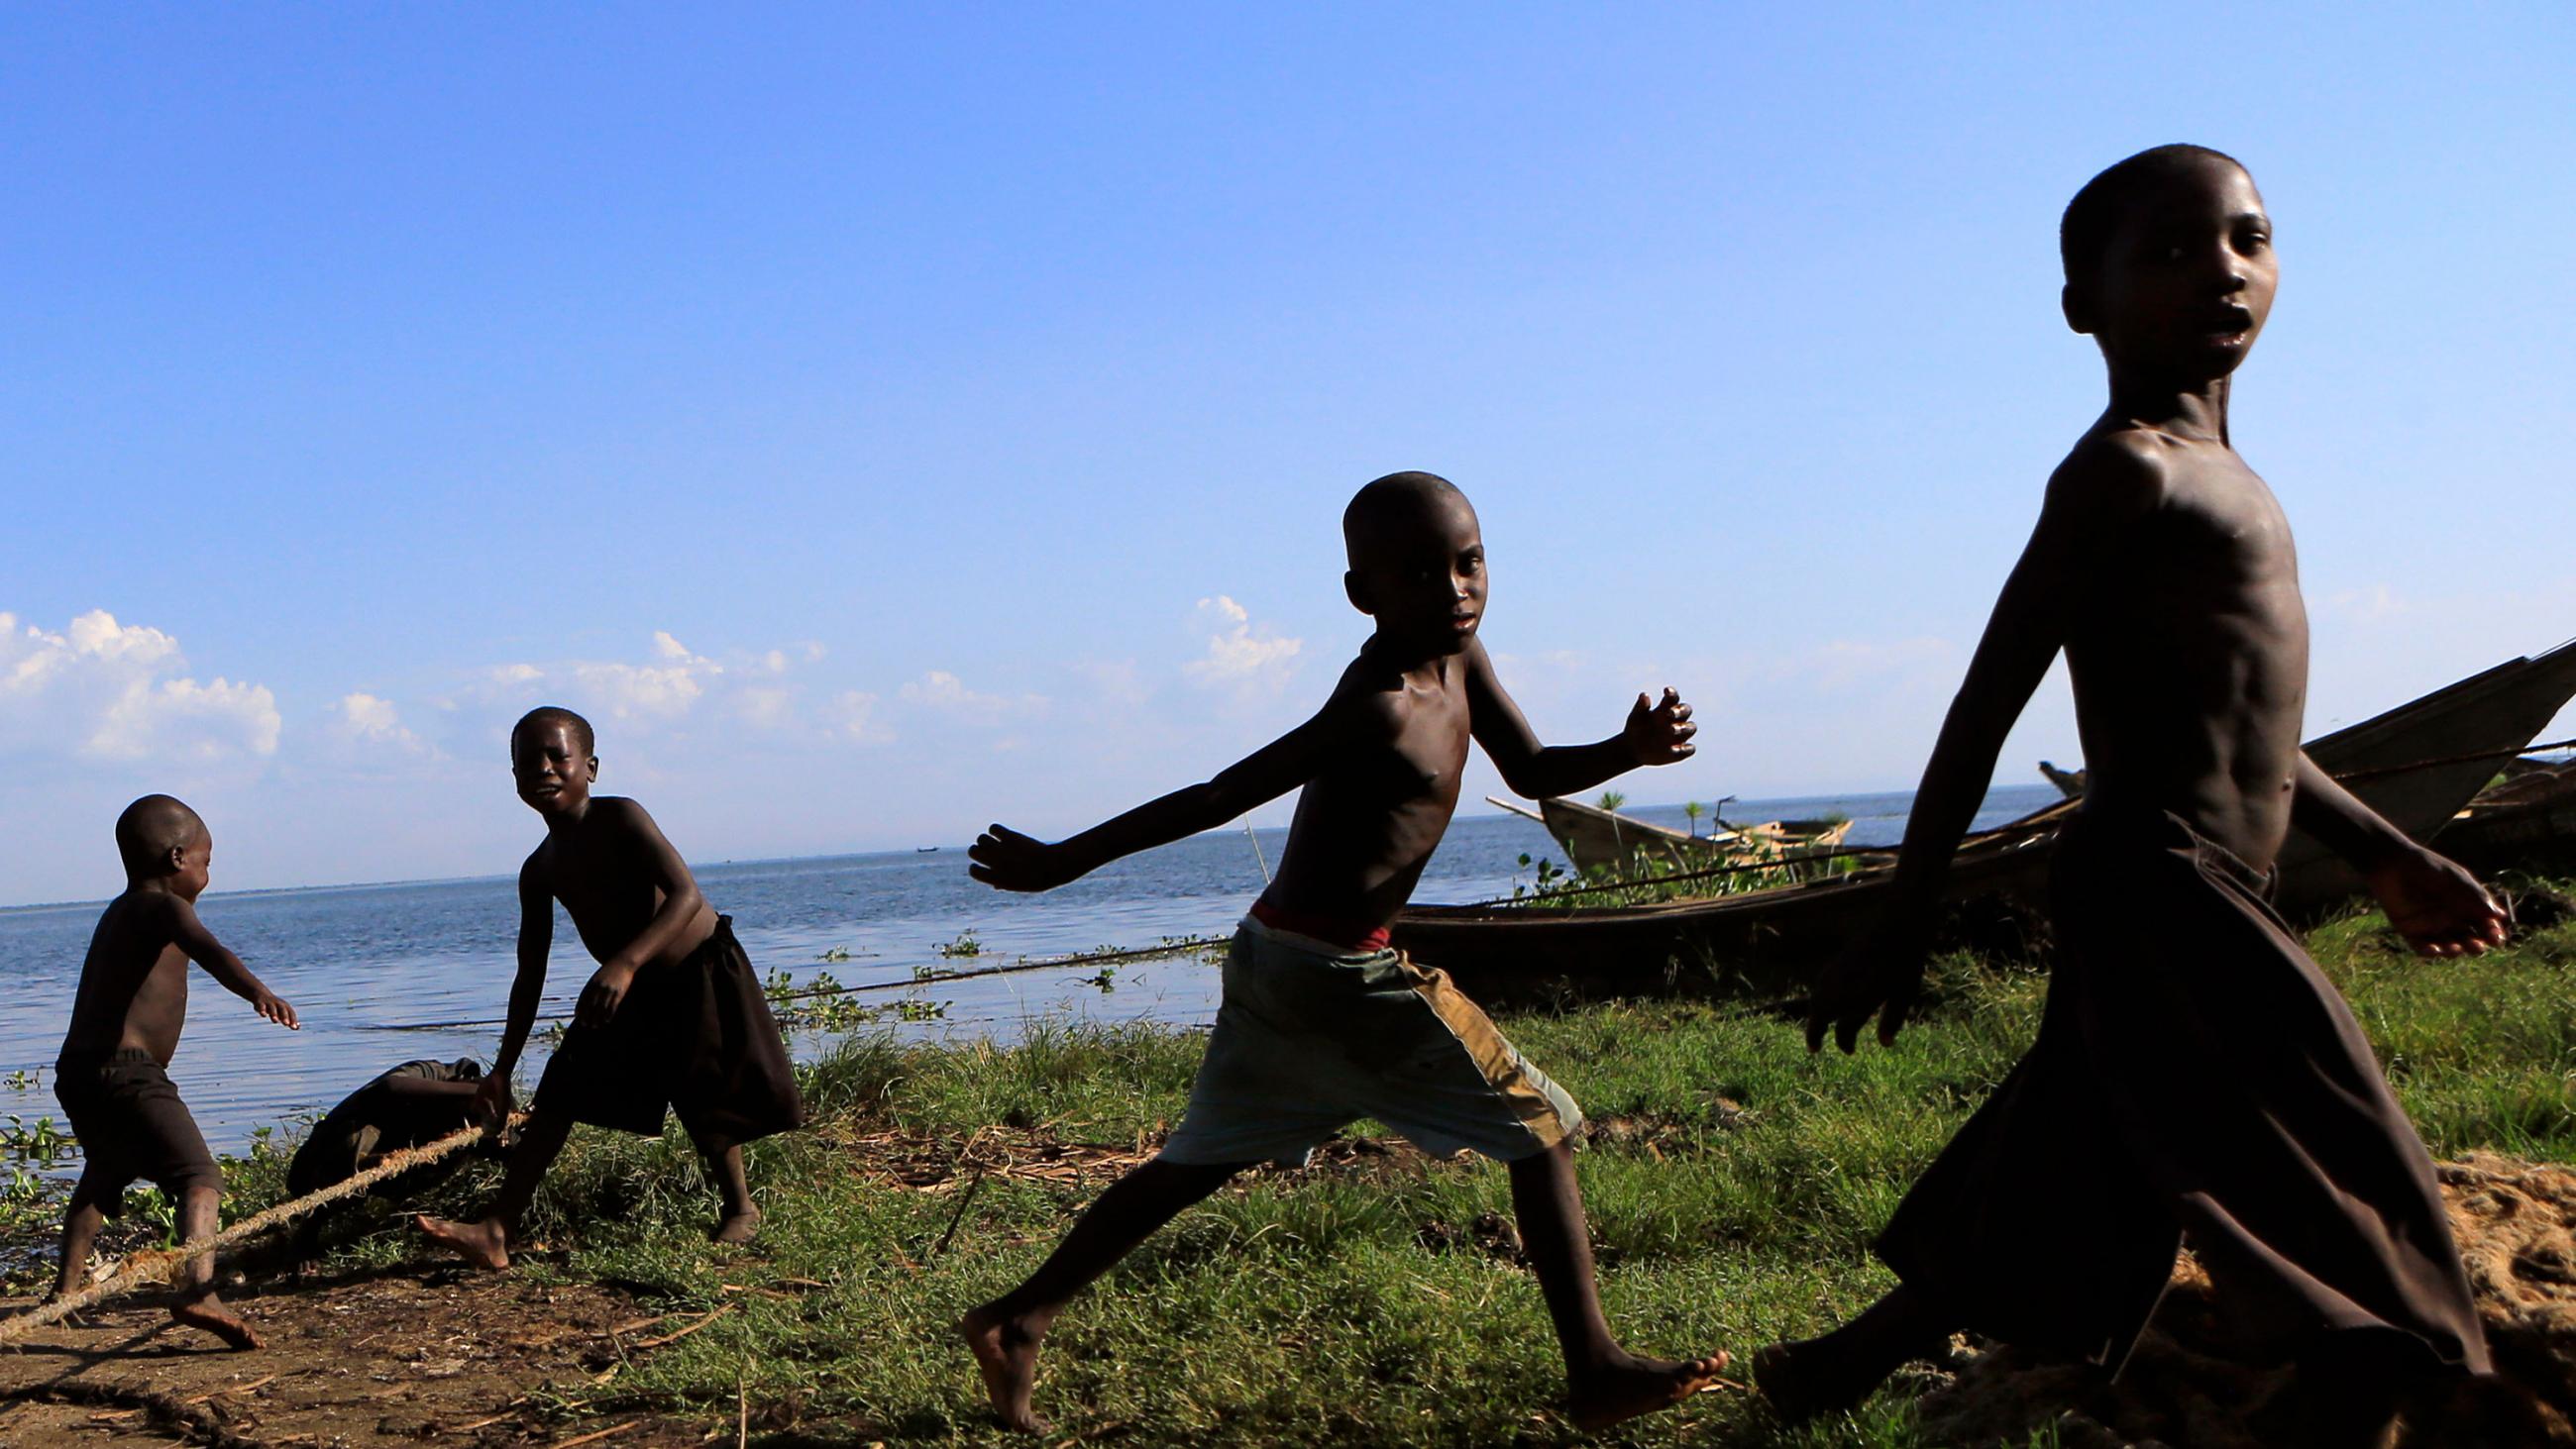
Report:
66,884,2576,1444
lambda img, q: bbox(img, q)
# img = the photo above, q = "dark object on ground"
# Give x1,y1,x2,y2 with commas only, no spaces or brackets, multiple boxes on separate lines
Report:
285,1058,496,1198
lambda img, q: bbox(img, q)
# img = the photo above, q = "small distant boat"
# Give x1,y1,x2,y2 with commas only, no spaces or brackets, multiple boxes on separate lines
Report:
1488,795,1850,877
1399,638,2576,1003
915,846,941,854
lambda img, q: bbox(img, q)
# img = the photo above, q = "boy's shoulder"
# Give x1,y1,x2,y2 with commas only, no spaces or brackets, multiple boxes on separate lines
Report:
2044,424,2182,528
94,887,180,932
1322,647,1428,731
81,890,184,970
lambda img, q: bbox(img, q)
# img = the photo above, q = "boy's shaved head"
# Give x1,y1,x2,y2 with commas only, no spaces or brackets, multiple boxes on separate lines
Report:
1343,471,1474,567
116,794,206,875
511,705,595,760
2061,144,2248,287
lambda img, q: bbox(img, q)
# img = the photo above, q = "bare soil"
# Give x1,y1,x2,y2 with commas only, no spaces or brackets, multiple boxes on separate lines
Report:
0,1268,712,1447
1915,1152,2576,1448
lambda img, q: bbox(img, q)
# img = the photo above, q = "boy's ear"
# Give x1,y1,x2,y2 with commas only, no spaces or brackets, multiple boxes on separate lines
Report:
585,755,599,780
1343,569,1375,616
2061,282,2094,336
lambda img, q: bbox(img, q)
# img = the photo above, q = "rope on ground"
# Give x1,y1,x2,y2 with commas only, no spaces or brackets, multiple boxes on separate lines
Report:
0,1113,521,1347
369,937,1234,1031
772,935,1231,1000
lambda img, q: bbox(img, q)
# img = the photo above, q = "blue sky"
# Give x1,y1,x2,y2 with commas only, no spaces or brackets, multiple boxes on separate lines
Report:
5,5,2572,905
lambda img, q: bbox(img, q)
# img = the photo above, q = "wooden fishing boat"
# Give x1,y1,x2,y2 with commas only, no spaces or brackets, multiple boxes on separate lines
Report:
2039,761,2088,797
1486,795,1850,875
1395,638,2576,1002
2430,759,2576,878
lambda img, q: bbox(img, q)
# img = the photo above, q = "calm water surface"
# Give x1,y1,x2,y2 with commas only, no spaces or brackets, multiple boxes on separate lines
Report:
1,787,2059,1164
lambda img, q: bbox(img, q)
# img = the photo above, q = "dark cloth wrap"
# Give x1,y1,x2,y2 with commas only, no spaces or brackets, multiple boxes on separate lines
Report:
533,916,804,1143
285,1057,488,1197
1875,808,2491,1378
54,1047,221,1217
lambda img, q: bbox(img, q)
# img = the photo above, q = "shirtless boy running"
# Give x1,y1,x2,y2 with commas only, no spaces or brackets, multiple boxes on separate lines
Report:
52,794,299,1349
1762,147,2503,1445
960,471,1727,1433
418,707,802,1266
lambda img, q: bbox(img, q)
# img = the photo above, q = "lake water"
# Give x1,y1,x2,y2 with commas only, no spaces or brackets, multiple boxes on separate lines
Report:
0,786,2060,1165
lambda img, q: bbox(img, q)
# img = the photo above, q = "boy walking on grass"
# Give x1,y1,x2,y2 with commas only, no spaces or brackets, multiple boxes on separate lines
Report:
418,707,803,1266
1762,146,2503,1446
51,794,300,1349
960,471,1727,1433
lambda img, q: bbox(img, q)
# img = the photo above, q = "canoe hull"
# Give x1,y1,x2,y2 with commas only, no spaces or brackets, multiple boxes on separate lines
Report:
1395,640,2576,1004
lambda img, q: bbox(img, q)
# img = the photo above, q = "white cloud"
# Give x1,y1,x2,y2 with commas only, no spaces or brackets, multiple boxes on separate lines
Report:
898,670,1045,720
828,689,893,744
0,609,281,763
463,633,877,743
332,691,432,755
89,676,282,761
735,685,795,730
1183,596,1302,695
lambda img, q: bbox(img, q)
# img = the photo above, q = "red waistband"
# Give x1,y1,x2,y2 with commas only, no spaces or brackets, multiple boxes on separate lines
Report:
1249,899,1392,953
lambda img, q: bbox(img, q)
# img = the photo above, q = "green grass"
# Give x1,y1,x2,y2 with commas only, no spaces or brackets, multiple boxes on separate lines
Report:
137,891,2576,1443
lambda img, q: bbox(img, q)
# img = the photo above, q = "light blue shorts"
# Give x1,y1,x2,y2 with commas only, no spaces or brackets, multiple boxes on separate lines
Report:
1158,914,1584,1168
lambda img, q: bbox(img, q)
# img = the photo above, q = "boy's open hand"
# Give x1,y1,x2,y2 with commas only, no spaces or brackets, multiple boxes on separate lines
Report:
969,824,1079,892
469,1074,510,1129
2368,848,2510,958
576,962,638,1028
1805,919,1926,1054
1623,687,1697,767
251,987,299,1031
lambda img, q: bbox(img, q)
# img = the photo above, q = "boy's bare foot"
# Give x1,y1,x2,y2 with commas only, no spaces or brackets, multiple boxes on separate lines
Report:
1753,1339,1878,1424
709,1206,762,1244
169,1297,264,1350
414,1213,511,1271
958,1303,1051,1433
1566,1350,1730,1431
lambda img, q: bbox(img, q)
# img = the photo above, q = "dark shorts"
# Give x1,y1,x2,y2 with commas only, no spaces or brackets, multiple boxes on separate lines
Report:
1875,809,2490,1378
533,917,805,1143
54,1048,221,1217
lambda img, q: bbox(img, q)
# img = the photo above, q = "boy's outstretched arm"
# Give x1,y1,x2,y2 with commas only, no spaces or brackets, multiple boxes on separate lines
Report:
2290,753,2508,957
483,858,554,1119
1467,643,1696,798
168,898,297,1030
1806,448,2154,1054
970,700,1364,892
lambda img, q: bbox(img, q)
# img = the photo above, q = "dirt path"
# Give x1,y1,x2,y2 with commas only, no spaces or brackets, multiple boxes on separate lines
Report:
0,1269,709,1447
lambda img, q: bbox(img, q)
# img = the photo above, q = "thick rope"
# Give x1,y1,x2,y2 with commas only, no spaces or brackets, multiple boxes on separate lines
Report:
0,1113,517,1345
369,938,1233,1031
